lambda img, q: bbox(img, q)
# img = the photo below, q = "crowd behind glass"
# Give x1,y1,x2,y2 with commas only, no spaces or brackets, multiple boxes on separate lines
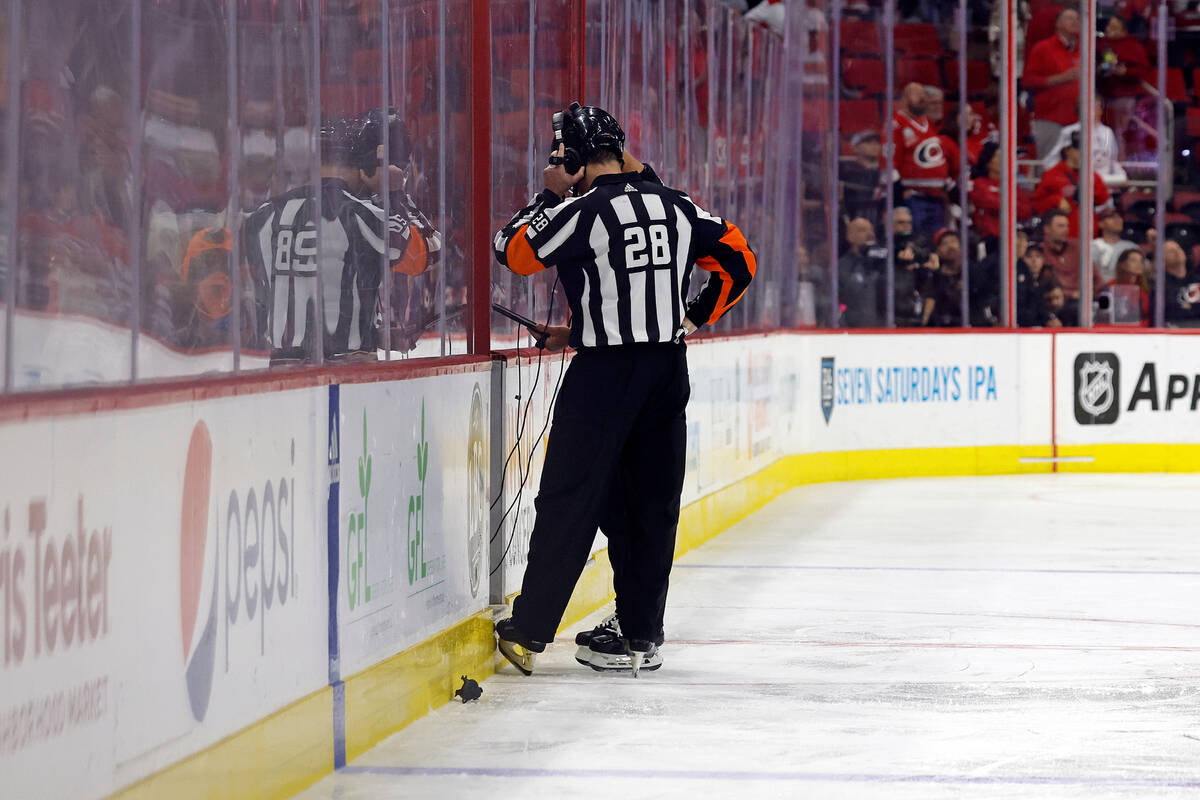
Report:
813,0,1200,329
2,0,1198,394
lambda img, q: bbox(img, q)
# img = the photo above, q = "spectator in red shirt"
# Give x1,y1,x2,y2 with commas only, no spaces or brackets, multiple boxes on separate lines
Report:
1098,15,1152,158
1098,16,1152,97
1022,8,1081,160
891,83,953,235
924,86,963,180
958,105,995,167
968,142,1034,245
1033,130,1112,239
1037,208,1084,299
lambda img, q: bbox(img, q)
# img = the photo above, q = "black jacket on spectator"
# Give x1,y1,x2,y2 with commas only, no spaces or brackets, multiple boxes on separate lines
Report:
968,252,1048,326
926,269,969,327
894,260,935,327
1165,270,1200,325
1046,297,1079,327
838,247,886,327
840,162,882,228
1015,259,1048,327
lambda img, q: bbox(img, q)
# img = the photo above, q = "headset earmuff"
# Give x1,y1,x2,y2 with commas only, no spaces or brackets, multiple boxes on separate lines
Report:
561,124,584,175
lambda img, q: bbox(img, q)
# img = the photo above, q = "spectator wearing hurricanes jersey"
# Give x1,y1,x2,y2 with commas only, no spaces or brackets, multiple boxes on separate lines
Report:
244,116,423,362
1022,8,1081,160
1164,240,1200,325
924,85,963,186
891,82,952,236
492,104,755,678
1033,129,1112,240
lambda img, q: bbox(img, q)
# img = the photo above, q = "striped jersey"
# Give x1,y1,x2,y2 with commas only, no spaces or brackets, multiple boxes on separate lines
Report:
244,178,436,359
493,168,756,348
370,188,445,342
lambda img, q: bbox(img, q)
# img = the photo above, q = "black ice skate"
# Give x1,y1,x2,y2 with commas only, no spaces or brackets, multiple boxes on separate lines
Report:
574,612,620,647
495,617,546,676
625,638,658,678
575,630,663,674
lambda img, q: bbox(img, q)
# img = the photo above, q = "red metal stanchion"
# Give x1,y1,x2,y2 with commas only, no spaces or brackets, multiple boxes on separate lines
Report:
1000,0,1017,327
574,0,587,103
467,0,492,355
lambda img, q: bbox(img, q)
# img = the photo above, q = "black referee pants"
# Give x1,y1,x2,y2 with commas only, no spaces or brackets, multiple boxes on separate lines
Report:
511,341,690,644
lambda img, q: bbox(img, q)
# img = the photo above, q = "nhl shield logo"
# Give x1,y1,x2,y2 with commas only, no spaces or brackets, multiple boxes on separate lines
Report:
820,357,835,424
1073,353,1120,425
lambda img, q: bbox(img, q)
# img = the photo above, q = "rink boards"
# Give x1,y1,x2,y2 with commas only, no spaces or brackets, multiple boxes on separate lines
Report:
1,330,1198,799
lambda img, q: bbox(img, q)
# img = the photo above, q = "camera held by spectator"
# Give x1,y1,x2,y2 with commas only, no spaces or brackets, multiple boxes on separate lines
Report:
894,234,937,327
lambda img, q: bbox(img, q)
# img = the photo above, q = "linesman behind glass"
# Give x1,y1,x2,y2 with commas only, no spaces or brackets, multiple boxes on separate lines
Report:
357,108,444,349
244,111,439,363
493,103,757,677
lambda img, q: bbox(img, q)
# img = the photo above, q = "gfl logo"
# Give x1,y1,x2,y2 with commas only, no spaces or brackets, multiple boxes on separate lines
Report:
180,422,298,722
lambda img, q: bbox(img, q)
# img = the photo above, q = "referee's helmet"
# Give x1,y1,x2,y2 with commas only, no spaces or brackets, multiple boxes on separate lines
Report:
319,115,370,166
563,103,625,166
357,107,412,174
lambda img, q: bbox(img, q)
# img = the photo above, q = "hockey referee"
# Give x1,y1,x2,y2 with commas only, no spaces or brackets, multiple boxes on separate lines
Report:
244,114,430,362
493,104,756,676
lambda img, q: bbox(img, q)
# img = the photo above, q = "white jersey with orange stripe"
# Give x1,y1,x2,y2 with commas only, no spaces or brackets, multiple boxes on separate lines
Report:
493,166,756,349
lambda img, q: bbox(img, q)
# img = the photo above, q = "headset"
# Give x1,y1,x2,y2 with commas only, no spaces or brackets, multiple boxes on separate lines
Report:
548,102,626,179
356,107,413,176
549,103,586,175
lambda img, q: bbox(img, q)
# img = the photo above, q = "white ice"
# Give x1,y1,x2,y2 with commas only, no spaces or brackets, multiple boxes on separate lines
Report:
294,474,1200,799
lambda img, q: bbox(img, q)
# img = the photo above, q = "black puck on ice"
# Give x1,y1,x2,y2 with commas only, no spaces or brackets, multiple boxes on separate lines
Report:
455,675,482,703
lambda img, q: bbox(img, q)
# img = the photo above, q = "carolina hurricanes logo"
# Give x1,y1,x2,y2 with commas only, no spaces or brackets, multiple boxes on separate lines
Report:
913,138,946,169
180,422,218,721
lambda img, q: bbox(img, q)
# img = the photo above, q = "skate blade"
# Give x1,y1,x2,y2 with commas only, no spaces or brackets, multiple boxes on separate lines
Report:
497,638,535,676
574,646,662,673
631,651,644,678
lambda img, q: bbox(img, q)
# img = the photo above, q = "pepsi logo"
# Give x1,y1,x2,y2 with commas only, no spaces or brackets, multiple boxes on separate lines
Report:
179,421,299,722
180,422,217,721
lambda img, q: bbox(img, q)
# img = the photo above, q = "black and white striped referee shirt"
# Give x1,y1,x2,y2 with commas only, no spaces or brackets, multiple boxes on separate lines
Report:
245,177,436,359
493,167,756,348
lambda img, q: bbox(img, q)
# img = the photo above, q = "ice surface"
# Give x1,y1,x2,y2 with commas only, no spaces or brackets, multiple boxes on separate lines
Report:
294,474,1200,799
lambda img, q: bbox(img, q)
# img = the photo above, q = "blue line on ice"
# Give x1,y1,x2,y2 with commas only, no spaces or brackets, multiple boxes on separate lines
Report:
675,564,1200,576
341,765,1200,788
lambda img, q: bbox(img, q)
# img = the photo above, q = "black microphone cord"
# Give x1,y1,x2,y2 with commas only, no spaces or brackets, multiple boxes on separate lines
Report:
489,273,567,576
